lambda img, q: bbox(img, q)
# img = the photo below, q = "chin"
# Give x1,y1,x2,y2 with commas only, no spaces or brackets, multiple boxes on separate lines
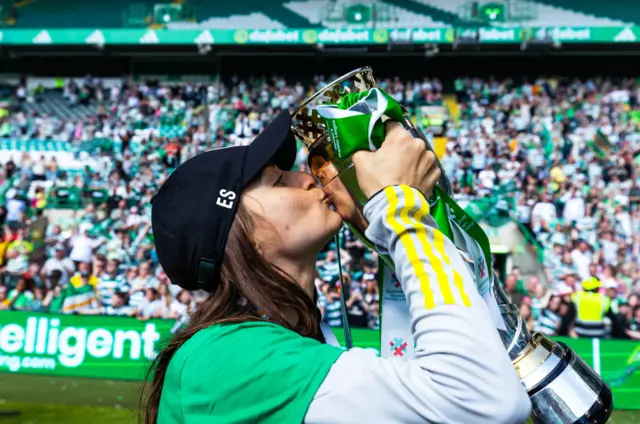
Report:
313,212,343,248
328,209,344,233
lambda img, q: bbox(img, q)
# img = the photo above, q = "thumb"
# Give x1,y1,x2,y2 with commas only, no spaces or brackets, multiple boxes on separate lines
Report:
352,150,375,169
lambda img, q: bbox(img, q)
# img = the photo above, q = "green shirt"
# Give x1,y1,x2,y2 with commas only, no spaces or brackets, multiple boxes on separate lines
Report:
158,321,343,424
7,290,34,309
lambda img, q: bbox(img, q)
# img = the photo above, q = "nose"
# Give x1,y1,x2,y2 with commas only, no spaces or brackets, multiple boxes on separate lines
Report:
292,170,318,190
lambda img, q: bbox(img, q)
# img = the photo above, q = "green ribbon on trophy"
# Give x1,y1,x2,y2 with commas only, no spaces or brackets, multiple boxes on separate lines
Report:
316,87,493,291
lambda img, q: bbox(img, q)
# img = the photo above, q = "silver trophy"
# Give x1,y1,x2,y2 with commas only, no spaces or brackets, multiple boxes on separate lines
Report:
291,67,613,424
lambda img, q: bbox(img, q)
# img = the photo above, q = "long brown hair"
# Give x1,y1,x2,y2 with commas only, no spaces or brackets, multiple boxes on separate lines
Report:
139,204,323,424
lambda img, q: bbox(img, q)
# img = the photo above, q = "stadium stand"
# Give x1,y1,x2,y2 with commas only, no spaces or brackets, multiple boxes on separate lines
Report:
536,0,640,26
283,0,449,29
6,0,634,29
385,0,481,26
420,0,629,27
9,0,159,28
21,90,98,121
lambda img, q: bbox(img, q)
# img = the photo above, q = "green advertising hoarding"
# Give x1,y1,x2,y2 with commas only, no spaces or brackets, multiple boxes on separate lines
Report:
0,26,638,46
0,310,174,380
1,311,639,409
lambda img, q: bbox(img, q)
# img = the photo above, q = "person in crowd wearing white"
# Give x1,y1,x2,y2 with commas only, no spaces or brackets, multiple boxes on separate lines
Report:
4,189,26,223
169,290,195,319
137,287,163,320
40,243,75,284
571,240,594,282
69,224,103,265
561,186,586,223
531,192,557,234
157,283,175,319
126,206,146,228
130,261,158,289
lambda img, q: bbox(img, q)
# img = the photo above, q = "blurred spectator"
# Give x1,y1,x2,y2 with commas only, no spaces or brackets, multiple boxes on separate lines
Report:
41,243,75,283
322,285,343,328
4,276,35,310
137,287,163,320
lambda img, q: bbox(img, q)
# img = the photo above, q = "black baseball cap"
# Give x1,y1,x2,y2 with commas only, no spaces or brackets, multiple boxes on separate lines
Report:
151,111,297,292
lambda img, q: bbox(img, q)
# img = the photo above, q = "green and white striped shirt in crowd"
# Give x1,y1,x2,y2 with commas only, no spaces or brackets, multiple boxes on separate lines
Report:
96,273,130,307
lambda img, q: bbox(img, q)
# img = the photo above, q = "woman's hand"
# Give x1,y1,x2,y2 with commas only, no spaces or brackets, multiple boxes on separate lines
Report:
352,121,441,199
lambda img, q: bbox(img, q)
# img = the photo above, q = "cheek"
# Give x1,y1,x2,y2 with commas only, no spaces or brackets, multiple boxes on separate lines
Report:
249,193,304,244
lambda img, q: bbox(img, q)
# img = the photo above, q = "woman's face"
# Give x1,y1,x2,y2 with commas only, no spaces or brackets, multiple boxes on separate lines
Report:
548,296,561,311
243,164,342,261
179,291,191,304
519,303,531,319
128,267,139,280
558,303,569,315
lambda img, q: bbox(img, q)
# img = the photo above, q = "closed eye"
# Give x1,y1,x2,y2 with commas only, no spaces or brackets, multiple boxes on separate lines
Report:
274,173,285,187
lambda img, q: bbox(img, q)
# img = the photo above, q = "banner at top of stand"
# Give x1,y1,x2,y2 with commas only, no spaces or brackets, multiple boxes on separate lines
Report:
0,26,638,45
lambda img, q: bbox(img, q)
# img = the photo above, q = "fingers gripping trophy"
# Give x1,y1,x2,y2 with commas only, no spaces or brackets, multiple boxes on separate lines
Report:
291,67,613,424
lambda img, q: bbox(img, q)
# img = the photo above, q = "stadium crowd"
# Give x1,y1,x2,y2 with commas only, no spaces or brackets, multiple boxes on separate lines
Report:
0,74,639,340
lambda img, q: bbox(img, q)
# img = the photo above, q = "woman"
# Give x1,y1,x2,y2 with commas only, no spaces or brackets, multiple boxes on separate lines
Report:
519,302,534,333
157,283,174,318
142,112,530,423
169,290,194,319
137,287,162,320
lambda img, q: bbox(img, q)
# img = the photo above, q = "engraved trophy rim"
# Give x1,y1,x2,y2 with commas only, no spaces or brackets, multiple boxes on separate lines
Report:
290,66,374,119
290,67,377,148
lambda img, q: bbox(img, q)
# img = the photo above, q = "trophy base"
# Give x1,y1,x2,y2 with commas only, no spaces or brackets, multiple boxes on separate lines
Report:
514,334,613,424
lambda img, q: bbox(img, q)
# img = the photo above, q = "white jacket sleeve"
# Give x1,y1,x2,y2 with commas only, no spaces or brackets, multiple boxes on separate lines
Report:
305,185,531,424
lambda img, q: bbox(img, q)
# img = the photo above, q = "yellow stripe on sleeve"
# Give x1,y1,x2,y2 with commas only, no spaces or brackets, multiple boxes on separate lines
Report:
384,186,435,310
401,186,456,306
401,186,471,308
433,230,471,307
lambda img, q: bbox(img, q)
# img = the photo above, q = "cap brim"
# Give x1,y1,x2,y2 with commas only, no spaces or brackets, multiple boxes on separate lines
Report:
242,110,298,187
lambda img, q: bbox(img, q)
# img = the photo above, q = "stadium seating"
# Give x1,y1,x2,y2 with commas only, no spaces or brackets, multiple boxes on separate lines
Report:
21,90,98,121
10,0,159,28
385,0,478,26
11,0,317,29
535,0,640,26
0,138,88,171
7,0,638,29
0,138,71,153
178,0,316,29
417,0,629,27
46,186,109,210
